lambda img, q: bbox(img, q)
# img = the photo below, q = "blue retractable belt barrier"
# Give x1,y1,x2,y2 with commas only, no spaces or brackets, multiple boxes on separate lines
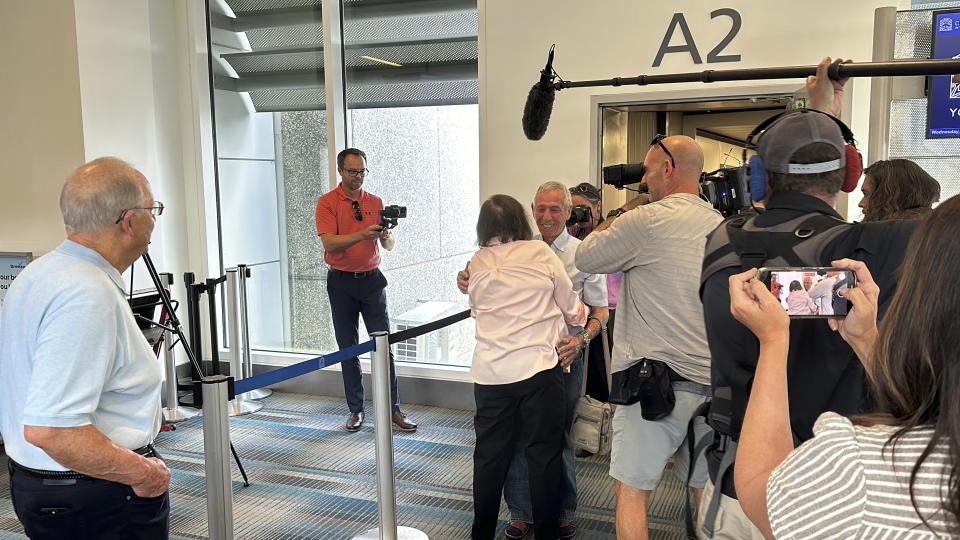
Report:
232,308,471,395
234,340,375,395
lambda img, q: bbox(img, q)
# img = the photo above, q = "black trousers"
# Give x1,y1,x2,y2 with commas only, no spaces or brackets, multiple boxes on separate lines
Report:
472,364,565,540
584,308,614,402
7,460,169,540
326,268,400,413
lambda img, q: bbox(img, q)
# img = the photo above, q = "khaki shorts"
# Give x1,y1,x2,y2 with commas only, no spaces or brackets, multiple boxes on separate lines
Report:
696,477,765,540
609,382,711,491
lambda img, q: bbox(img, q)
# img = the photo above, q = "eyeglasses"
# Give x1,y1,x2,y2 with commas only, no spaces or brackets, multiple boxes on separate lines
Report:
352,200,363,222
342,168,370,177
115,201,164,224
650,134,676,169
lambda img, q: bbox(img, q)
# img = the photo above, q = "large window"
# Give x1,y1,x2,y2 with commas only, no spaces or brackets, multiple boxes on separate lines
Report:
205,0,478,367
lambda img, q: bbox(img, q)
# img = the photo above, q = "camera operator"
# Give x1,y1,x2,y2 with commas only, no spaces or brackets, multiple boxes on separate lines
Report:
315,148,417,433
696,57,918,538
575,135,722,539
566,183,616,408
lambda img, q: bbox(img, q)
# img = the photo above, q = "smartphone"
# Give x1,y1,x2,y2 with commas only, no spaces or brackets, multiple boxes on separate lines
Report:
757,267,857,318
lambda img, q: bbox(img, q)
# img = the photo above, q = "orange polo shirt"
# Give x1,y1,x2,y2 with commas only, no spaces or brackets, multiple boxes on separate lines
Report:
315,184,384,272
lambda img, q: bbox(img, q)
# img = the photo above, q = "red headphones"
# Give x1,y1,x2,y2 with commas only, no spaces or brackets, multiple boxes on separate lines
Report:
744,109,863,200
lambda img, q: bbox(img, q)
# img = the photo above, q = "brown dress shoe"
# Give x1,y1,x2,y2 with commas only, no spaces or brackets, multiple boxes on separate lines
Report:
391,410,417,432
345,411,364,431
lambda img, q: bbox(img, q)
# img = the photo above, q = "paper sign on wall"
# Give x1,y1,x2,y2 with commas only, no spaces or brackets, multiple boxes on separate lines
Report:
0,253,32,308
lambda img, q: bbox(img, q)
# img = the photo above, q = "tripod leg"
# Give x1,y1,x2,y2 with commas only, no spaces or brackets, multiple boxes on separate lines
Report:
230,442,250,487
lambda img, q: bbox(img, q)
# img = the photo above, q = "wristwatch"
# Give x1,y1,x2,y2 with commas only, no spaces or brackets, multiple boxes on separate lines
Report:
578,329,591,349
606,208,627,219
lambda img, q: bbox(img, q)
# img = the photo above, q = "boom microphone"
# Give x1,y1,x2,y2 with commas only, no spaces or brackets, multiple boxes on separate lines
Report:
522,45,557,141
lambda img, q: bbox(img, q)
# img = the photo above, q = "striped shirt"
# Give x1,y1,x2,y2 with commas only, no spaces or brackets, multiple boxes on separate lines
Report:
575,193,722,385
767,412,958,539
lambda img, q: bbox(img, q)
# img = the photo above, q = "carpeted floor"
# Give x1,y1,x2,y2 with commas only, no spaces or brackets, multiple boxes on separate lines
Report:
0,392,689,539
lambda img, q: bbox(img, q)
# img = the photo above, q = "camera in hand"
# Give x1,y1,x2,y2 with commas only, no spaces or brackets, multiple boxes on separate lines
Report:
380,205,407,229
566,205,592,227
757,267,857,318
699,167,753,217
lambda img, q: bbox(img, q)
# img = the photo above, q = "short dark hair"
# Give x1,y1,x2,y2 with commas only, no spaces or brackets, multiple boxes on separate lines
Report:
768,143,846,197
789,280,803,292
337,148,367,169
476,194,533,246
862,159,940,222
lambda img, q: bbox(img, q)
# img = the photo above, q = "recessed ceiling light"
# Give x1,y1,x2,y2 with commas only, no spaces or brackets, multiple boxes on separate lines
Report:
360,55,402,67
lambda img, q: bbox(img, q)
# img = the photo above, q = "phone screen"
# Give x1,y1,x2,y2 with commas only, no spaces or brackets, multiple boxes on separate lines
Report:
758,267,857,318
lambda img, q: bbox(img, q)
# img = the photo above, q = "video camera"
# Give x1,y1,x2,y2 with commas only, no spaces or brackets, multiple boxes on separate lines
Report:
566,205,592,227
602,163,645,190
699,167,753,217
603,161,753,217
380,205,407,229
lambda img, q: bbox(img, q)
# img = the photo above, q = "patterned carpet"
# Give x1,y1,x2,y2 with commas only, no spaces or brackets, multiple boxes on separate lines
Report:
0,392,688,539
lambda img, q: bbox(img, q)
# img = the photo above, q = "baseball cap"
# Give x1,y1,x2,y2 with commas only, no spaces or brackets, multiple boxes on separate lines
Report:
570,182,601,203
756,110,846,174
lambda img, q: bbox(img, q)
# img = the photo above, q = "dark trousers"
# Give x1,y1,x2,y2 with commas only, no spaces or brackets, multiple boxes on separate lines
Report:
7,460,169,540
584,308,614,402
472,364,565,540
326,268,400,413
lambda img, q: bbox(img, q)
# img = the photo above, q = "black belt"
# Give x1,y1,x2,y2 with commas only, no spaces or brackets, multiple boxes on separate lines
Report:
329,268,377,278
11,444,159,481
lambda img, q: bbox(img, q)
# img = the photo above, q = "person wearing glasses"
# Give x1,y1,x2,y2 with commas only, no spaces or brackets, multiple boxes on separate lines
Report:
0,157,171,539
315,147,417,433
575,135,722,539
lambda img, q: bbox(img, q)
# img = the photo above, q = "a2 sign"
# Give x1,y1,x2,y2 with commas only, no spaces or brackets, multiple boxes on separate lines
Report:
653,8,743,68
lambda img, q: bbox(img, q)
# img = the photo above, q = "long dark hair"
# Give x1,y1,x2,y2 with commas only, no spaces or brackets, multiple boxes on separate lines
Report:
862,159,940,222
870,194,960,532
476,194,533,246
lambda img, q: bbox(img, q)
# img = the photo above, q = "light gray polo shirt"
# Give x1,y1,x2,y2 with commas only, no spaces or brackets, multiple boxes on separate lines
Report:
575,193,722,385
0,240,162,470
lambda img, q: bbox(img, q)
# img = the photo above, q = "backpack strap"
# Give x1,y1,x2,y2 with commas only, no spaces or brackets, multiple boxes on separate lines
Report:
702,212,850,288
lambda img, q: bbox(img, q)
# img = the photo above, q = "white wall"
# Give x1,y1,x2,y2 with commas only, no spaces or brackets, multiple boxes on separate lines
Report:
480,1,911,216
0,0,86,255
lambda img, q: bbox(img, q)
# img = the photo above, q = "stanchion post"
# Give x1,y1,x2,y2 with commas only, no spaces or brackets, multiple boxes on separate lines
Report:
353,333,428,540
238,264,271,400
372,332,397,538
225,270,243,390
160,272,198,422
223,270,262,417
201,375,235,540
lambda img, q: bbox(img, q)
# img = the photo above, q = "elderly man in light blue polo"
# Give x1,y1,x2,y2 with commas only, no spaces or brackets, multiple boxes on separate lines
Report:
0,157,171,539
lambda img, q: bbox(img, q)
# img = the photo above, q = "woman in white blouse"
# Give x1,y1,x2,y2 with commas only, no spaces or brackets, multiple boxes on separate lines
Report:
729,194,960,539
466,194,587,540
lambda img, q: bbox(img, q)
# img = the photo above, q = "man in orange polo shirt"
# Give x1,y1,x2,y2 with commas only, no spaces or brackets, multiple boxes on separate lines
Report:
316,148,417,432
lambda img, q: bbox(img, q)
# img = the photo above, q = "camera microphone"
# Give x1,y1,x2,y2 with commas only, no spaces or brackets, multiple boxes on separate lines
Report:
522,45,557,141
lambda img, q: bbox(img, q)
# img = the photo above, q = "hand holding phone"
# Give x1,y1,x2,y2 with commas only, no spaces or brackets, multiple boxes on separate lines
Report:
757,266,857,318
827,259,880,360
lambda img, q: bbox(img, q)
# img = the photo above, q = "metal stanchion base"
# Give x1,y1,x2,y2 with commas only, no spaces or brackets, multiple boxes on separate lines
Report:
352,527,429,540
163,406,200,423
227,399,263,416
241,388,272,400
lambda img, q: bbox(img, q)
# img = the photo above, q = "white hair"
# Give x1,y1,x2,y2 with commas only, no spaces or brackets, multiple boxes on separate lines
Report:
534,181,571,210
60,157,147,235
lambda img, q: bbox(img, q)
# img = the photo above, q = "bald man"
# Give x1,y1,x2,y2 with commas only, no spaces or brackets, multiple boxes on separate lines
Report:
576,135,722,539
0,157,171,539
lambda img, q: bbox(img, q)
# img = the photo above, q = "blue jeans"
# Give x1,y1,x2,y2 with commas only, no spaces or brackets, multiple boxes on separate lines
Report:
503,353,582,522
